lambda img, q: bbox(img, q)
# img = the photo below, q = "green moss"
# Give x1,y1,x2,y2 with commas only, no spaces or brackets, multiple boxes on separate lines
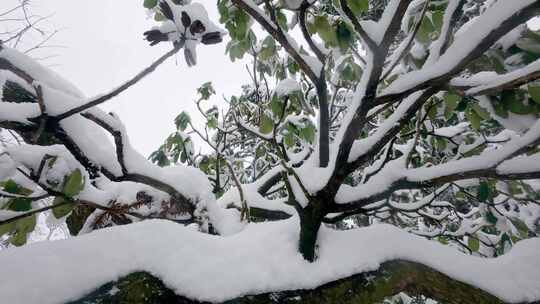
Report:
69,272,187,304
72,261,506,304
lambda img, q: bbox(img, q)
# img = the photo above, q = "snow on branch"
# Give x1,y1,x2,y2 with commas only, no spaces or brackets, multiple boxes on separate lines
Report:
377,0,540,104
0,44,243,233
0,219,539,304
231,0,323,83
452,58,540,97
335,119,540,210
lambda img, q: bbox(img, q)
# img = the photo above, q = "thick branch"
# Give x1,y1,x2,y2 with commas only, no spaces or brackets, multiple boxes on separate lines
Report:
459,59,540,96
339,0,378,52
231,0,320,83
82,112,193,209
298,2,325,63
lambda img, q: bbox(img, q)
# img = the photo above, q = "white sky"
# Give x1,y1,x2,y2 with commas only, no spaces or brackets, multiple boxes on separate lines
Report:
3,2,540,156
3,0,250,156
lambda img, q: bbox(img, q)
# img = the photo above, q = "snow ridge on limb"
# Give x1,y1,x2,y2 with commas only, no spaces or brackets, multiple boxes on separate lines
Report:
336,118,540,207
324,0,540,198
378,0,540,103
0,219,539,304
452,58,540,96
0,41,233,233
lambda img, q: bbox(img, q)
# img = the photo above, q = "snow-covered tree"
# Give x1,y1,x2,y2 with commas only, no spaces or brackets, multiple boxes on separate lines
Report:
1,0,540,303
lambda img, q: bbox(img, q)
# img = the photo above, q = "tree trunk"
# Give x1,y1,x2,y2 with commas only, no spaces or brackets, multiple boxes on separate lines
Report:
298,203,325,262
72,260,536,304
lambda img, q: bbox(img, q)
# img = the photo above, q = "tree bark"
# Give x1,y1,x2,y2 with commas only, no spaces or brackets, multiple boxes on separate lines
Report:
298,203,325,262
72,260,537,304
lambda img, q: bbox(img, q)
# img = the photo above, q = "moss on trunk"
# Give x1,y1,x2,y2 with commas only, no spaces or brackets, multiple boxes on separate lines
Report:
71,260,527,304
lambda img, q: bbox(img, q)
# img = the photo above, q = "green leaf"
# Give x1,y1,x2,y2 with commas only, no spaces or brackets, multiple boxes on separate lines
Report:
340,63,361,82
16,214,36,232
313,16,338,47
346,0,368,15
63,169,85,198
149,149,170,167
502,90,534,115
143,0,158,9
431,10,444,32
198,157,211,173
283,133,295,147
427,103,438,121
336,21,353,52
218,0,230,23
232,10,250,39
499,233,511,255
276,11,288,30
9,215,37,247
207,117,218,129
270,95,283,118
8,198,32,212
477,181,490,202
510,218,529,238
485,211,498,225
2,179,19,194
0,221,15,236
456,98,468,112
9,230,27,247
471,103,490,120
154,12,165,21
444,93,461,118
255,146,266,159
300,124,316,143
490,98,509,118
175,111,191,131
516,38,540,54
259,114,274,134
437,236,448,245
417,16,435,44
259,36,276,61
468,237,480,252
528,85,540,105
227,41,248,61
434,137,447,151
197,82,215,100
47,156,58,169
465,106,481,130
52,197,75,219
287,57,299,75
2,180,33,211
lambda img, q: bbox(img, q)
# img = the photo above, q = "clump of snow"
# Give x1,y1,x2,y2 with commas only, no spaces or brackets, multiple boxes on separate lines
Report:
433,122,469,138
0,44,236,233
275,78,301,97
0,47,84,98
0,102,40,124
477,96,537,133
300,54,323,76
0,219,538,304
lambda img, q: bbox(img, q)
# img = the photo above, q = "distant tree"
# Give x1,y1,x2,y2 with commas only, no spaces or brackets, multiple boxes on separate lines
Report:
1,0,540,301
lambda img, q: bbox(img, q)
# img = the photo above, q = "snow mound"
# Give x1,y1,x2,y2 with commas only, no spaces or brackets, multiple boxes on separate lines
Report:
0,219,539,304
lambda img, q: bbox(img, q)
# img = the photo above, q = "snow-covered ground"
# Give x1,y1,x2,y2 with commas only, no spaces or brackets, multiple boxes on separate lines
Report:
0,218,539,304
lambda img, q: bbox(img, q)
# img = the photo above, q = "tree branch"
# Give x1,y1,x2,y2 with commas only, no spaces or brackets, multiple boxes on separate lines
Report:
55,45,182,121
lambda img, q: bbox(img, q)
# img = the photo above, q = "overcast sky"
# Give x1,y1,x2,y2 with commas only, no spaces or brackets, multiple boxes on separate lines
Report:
3,1,540,156
3,0,250,156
